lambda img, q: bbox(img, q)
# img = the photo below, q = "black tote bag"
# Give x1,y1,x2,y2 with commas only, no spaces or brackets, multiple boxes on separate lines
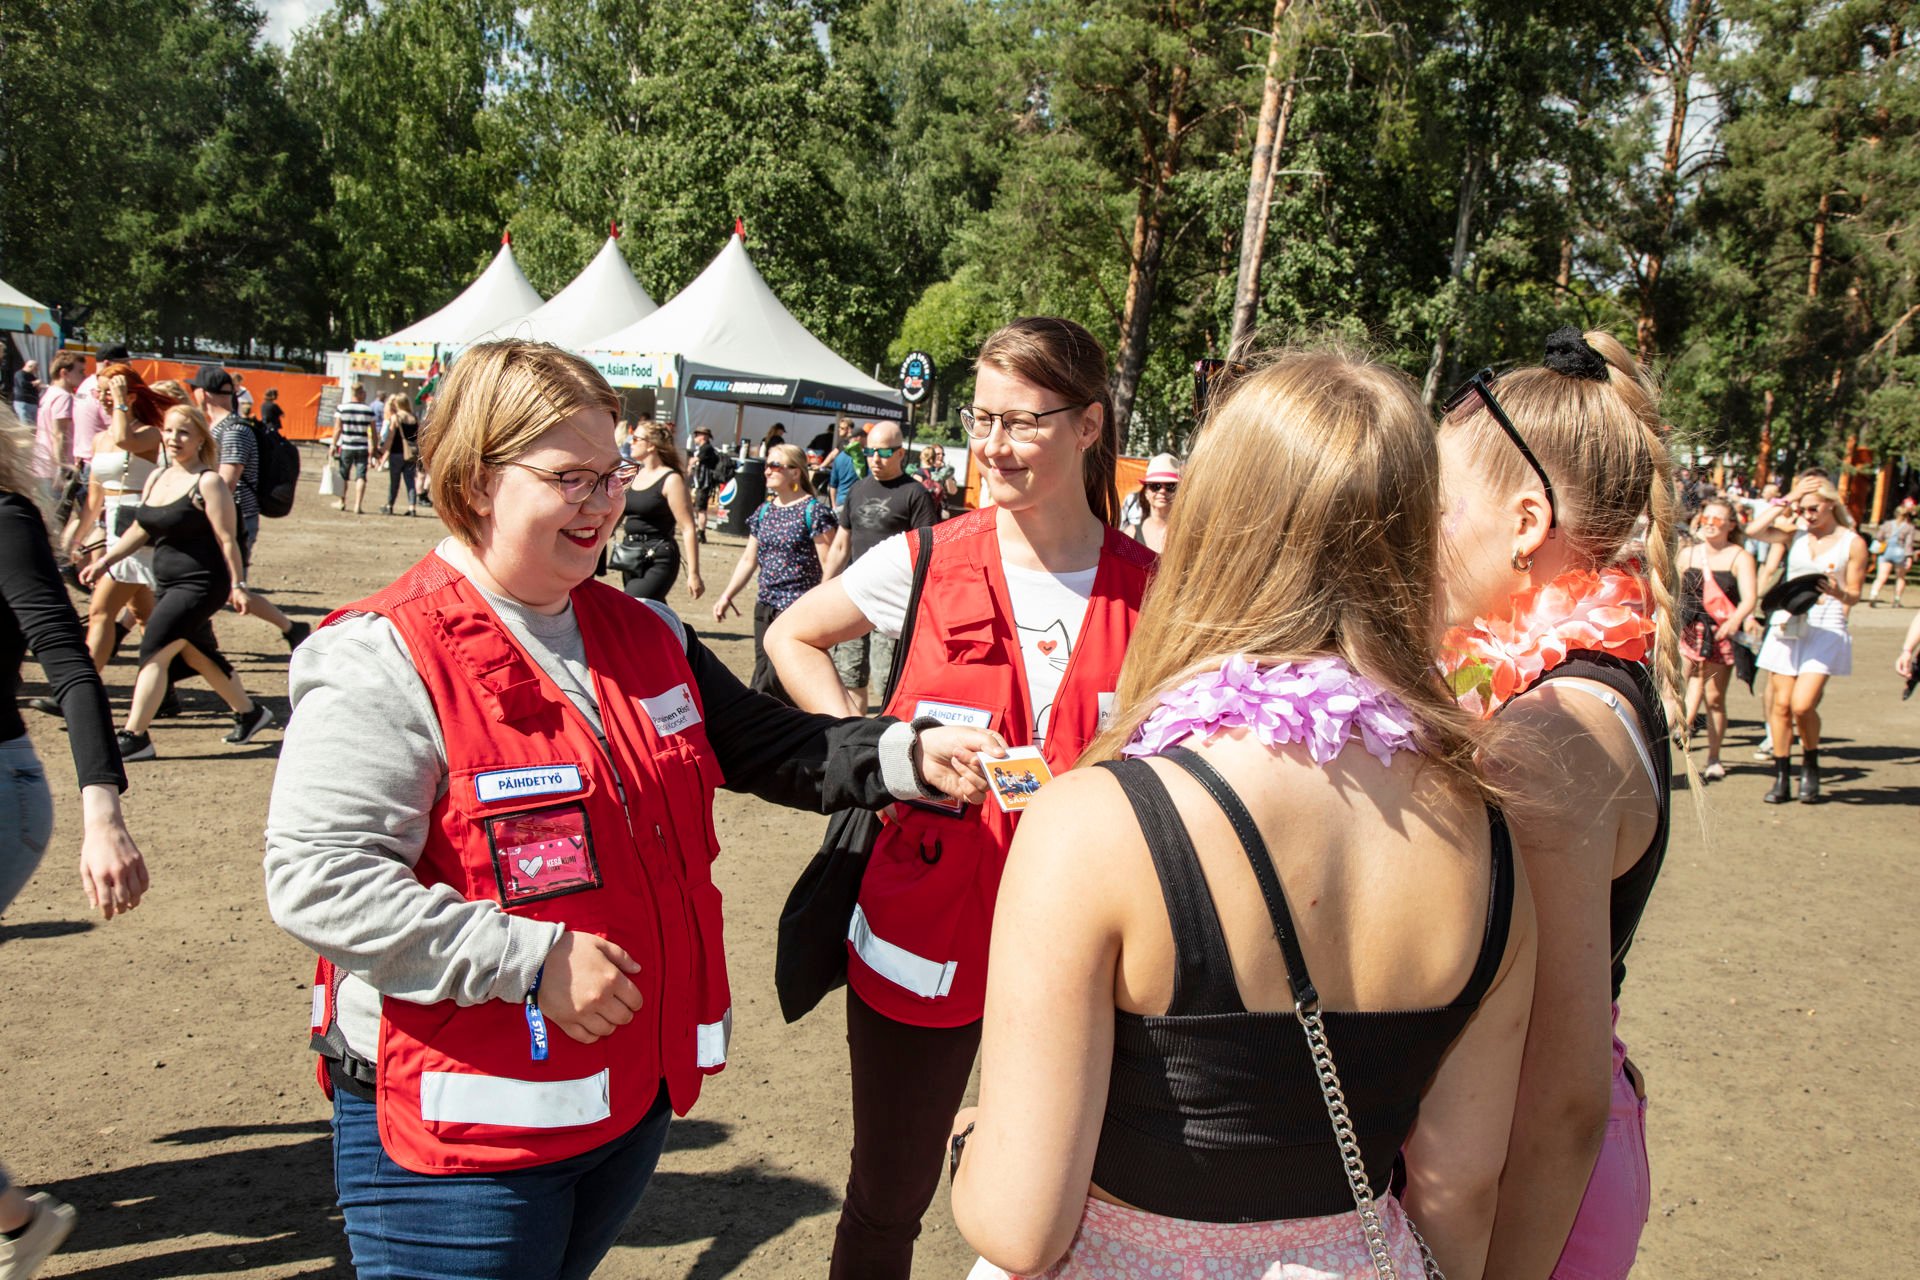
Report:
774,527,937,1023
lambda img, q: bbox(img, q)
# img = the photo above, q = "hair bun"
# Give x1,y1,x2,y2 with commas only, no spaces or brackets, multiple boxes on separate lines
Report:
1543,326,1610,381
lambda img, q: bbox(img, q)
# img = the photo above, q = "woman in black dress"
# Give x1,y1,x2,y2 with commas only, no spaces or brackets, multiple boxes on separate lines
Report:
81,405,273,761
613,423,703,602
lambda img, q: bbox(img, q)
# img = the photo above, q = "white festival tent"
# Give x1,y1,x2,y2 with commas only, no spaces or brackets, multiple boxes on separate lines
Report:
378,233,545,347
0,277,59,377
586,232,903,440
506,233,657,349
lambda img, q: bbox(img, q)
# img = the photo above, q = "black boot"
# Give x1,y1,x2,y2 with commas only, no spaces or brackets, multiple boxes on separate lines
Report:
1798,750,1822,804
1763,756,1793,804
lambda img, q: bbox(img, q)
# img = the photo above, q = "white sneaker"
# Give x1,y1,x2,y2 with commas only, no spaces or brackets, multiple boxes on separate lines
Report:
0,1193,77,1280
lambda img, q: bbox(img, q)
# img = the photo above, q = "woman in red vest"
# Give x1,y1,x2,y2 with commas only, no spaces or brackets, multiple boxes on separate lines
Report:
767,317,1154,1280
264,340,997,1280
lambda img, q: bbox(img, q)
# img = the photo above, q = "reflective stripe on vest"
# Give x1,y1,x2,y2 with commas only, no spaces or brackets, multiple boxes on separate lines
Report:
848,904,959,1000
420,1069,612,1129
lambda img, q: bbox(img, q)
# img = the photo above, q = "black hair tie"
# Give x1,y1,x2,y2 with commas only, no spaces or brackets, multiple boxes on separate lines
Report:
1543,326,1609,381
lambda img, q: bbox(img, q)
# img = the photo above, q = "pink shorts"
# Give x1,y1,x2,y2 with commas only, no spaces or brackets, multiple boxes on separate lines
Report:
966,1194,1430,1280
1552,1011,1652,1280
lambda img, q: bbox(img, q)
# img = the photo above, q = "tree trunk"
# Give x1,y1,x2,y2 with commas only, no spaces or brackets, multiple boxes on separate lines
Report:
1422,151,1485,408
1111,64,1191,439
1635,0,1711,364
1808,187,1832,299
1227,0,1295,361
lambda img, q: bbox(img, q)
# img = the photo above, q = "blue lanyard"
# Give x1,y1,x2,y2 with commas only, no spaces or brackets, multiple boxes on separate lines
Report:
526,968,550,1062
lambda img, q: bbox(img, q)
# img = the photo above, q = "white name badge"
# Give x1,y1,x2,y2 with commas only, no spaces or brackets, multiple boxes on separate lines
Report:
641,683,702,737
475,764,585,804
913,699,995,729
1097,691,1117,731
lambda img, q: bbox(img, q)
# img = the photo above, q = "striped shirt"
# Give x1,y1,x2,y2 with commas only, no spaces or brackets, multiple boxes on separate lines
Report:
335,401,376,451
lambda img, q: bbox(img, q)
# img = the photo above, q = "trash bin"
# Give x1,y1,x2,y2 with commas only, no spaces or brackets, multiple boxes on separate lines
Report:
723,457,765,536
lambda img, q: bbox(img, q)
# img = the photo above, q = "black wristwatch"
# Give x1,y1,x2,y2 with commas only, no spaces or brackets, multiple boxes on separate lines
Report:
948,1120,975,1182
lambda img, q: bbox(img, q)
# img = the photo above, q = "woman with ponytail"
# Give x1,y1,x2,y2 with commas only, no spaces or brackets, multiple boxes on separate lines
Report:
765,316,1151,1280
1434,328,1675,1280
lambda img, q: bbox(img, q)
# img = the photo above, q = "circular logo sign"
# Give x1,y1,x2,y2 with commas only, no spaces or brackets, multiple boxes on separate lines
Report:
898,351,935,404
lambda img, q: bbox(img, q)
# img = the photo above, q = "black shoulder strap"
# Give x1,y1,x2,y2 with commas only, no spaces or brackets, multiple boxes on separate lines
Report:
1093,758,1245,1014
1451,805,1516,1009
879,528,936,705
1164,744,1318,1011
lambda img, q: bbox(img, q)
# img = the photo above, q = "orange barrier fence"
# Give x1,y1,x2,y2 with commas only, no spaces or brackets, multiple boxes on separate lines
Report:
77,355,337,442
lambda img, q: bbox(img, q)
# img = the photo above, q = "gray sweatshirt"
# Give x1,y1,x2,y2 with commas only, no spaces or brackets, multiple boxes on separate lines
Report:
264,542,922,1056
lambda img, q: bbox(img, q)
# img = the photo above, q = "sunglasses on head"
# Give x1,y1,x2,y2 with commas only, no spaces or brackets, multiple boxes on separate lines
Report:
1442,368,1558,533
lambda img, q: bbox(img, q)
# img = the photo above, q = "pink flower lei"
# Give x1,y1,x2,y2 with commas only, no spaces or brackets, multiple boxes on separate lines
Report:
1438,565,1656,718
1123,654,1420,766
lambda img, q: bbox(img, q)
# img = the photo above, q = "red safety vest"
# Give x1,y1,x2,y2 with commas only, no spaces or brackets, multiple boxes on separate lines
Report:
849,508,1154,1026
305,552,731,1174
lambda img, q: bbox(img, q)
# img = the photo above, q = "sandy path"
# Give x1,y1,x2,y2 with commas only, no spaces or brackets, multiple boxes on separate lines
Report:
0,461,1912,1277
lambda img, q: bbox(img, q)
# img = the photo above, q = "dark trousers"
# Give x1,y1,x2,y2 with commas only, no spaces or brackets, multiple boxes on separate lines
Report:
621,546,680,603
749,599,794,706
830,988,983,1280
386,455,417,508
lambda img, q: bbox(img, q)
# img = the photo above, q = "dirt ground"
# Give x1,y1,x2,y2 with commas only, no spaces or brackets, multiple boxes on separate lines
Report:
0,450,1914,1278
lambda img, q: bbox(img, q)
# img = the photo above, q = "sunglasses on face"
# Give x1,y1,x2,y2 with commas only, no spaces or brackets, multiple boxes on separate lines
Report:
868,447,900,459
1143,482,1177,494
1442,368,1559,533
1697,515,1726,526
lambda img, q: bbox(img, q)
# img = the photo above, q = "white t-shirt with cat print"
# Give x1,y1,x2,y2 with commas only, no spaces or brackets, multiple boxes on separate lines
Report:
839,532,1097,747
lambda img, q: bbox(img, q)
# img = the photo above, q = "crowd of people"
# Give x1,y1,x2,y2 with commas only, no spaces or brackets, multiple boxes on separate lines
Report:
0,319,1911,1280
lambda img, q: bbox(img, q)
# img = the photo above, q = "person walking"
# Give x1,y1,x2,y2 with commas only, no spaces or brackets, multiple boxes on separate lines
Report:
1120,453,1179,553
913,444,956,518
823,422,939,715
262,338,997,1280
1865,504,1913,606
376,393,420,516
80,405,274,761
825,418,865,519
712,443,838,703
1432,327,1678,1279
10,360,40,428
949,348,1535,1280
1746,473,1869,803
193,367,309,650
1679,498,1758,780
765,317,1154,1280
613,424,703,603
74,365,166,674
686,426,720,542
0,407,148,1280
32,354,82,506
258,387,284,435
331,383,377,514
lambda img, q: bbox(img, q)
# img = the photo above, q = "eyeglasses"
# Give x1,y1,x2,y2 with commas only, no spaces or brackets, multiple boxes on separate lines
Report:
868,447,900,459
509,460,639,504
959,402,1091,443
1143,482,1177,494
1442,368,1558,533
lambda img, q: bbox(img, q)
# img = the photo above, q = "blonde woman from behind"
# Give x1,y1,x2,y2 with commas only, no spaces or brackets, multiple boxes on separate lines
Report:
951,347,1536,1280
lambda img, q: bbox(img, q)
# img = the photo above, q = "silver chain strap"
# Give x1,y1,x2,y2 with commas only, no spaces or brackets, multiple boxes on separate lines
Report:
1296,1002,1445,1280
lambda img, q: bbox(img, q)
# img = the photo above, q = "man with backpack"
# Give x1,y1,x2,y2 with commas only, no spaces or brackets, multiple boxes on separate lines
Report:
191,366,309,650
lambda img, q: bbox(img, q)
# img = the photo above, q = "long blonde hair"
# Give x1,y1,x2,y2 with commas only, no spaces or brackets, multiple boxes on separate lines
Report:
1081,346,1490,799
1441,330,1683,708
162,404,220,469
0,407,48,511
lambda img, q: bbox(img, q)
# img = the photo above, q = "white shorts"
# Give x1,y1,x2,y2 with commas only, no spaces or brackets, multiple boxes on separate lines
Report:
103,500,155,588
1757,621,1851,677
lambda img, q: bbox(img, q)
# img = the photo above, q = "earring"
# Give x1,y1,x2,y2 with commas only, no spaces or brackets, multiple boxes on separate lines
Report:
1511,550,1533,572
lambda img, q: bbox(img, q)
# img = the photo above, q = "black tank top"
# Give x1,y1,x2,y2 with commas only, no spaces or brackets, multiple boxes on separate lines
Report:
1531,652,1670,1000
622,472,675,544
1089,745,1515,1223
136,484,228,588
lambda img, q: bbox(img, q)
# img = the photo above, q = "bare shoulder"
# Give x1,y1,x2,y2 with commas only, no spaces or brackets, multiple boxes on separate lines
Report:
1006,766,1144,882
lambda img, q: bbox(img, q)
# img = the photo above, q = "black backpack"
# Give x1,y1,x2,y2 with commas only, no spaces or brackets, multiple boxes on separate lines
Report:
247,416,302,517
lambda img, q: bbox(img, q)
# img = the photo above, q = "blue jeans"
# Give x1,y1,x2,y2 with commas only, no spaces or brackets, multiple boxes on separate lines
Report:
0,735,55,918
11,402,35,429
331,1080,672,1280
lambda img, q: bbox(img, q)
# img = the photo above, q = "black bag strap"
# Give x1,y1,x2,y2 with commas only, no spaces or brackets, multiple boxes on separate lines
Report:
1163,744,1319,1011
879,527,936,706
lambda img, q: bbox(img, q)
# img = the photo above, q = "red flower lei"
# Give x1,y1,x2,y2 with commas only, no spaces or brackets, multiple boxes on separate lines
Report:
1439,566,1657,718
